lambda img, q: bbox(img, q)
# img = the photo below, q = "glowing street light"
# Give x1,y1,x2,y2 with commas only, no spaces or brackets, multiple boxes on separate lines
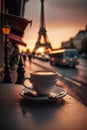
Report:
2,24,12,83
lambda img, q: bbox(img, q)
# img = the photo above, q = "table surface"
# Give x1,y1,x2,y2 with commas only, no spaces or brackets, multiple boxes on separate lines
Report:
0,83,87,130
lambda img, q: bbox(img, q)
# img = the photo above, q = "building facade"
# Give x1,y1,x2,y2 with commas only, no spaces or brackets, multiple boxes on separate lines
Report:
61,25,87,50
0,0,29,69
4,0,28,17
0,0,4,68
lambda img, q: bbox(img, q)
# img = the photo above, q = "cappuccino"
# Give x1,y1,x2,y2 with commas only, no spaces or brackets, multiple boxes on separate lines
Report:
23,70,58,95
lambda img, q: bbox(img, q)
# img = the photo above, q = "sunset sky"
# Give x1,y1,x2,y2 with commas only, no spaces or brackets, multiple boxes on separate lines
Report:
22,0,87,51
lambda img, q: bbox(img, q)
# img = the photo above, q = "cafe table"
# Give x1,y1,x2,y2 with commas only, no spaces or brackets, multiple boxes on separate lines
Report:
0,83,87,130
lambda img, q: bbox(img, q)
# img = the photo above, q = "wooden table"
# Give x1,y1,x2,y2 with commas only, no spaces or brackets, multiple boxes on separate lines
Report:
0,83,87,130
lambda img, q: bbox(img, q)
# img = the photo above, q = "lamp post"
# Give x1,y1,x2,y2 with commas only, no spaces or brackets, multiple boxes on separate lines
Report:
2,24,12,83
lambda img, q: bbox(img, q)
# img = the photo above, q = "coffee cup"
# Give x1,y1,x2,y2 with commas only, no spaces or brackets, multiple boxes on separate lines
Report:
23,70,58,95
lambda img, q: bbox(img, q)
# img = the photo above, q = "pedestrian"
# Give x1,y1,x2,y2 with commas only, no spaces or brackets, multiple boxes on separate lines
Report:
23,54,26,61
28,53,32,63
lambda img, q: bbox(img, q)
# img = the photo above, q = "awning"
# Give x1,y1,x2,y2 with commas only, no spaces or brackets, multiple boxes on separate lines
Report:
8,33,26,47
1,13,32,36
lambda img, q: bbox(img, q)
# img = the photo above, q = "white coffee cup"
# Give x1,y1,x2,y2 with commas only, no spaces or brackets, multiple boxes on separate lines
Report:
23,70,58,95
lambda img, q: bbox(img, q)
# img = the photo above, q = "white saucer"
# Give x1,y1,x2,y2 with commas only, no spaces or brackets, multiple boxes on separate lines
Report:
19,85,67,102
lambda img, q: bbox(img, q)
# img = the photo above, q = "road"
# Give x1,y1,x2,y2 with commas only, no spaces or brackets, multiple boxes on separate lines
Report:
32,58,87,85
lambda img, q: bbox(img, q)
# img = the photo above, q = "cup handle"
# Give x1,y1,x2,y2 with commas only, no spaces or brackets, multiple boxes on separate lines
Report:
22,77,33,90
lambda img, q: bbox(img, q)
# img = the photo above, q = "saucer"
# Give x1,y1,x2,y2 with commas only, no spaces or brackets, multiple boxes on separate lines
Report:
19,85,67,102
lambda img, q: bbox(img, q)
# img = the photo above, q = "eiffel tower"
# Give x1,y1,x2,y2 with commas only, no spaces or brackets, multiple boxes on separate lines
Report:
33,0,52,53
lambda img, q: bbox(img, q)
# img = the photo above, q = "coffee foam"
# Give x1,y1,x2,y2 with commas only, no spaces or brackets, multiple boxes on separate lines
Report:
33,71,55,75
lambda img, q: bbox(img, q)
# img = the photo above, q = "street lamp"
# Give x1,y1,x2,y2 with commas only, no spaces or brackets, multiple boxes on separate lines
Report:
2,24,12,83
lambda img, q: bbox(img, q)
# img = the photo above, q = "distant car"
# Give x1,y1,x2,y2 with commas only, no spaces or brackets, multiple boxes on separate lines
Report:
34,54,42,59
34,53,50,61
40,54,50,61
